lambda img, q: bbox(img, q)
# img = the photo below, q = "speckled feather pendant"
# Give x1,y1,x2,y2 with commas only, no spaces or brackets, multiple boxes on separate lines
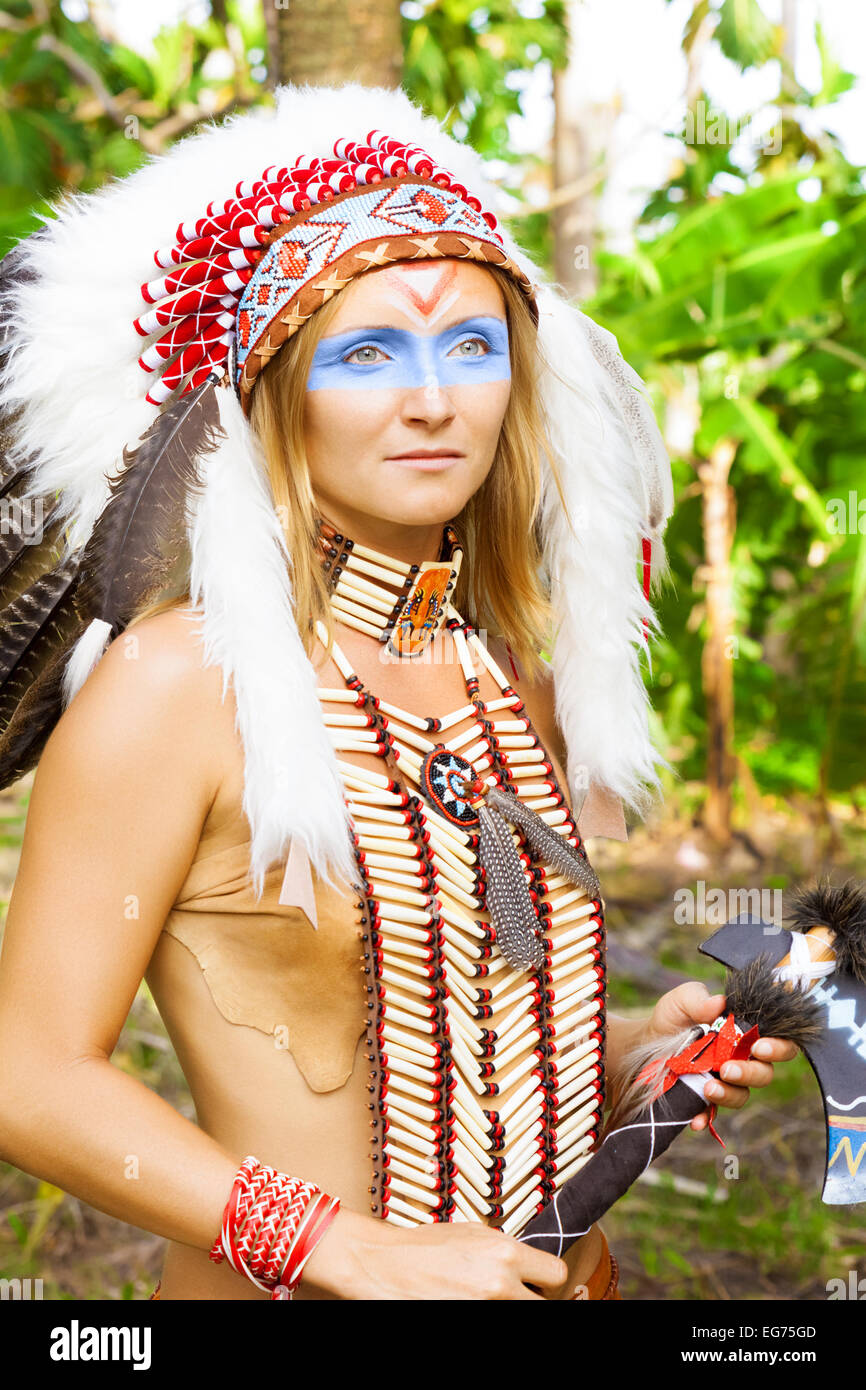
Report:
418,746,600,973
476,787,601,972
477,800,545,971
486,785,601,901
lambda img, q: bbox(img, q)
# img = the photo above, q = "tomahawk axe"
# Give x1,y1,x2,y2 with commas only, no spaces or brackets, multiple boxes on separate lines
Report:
701,883,866,1207
519,880,866,1256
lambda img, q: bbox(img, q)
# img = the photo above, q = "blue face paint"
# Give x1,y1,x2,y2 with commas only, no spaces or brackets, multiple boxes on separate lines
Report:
306,315,510,392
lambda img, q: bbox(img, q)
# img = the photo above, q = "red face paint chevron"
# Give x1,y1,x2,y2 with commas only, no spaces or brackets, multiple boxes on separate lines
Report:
133,133,537,414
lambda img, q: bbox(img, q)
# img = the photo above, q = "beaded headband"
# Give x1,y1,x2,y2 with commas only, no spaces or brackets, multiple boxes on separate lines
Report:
134,132,537,415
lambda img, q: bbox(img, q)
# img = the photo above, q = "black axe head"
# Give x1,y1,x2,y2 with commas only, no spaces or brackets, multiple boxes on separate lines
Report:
700,879,866,1207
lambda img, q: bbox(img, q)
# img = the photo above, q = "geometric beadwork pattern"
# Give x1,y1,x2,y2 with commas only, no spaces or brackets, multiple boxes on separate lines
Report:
235,181,535,409
420,747,483,827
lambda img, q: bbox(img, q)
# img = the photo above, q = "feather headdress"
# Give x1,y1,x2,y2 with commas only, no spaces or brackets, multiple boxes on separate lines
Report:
0,83,674,896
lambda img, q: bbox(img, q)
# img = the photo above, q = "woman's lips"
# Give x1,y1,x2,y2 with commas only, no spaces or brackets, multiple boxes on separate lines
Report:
386,454,463,471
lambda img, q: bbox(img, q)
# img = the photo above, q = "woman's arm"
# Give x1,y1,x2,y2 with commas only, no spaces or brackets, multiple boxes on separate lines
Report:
0,611,568,1300
0,611,247,1248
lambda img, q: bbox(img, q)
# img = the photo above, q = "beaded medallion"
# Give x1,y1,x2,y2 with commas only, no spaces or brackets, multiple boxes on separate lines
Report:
419,748,482,826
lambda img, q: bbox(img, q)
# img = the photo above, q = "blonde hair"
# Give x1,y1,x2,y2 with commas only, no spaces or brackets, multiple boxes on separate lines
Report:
133,265,562,678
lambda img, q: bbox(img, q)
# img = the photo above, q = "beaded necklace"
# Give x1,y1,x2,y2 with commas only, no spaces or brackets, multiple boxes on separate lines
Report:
316,516,462,658
314,523,607,1232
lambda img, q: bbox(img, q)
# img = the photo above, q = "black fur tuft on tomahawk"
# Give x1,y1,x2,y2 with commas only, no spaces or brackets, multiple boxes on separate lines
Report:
724,954,823,1048
519,937,829,1257
786,878,866,987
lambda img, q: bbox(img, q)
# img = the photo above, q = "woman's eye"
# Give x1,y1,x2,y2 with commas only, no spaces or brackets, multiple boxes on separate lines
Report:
450,337,488,358
345,345,386,365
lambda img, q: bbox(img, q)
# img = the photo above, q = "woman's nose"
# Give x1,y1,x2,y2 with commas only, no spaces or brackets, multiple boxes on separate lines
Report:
400,379,456,427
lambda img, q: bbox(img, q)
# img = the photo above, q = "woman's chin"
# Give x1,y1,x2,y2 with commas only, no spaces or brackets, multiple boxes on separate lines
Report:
364,483,475,529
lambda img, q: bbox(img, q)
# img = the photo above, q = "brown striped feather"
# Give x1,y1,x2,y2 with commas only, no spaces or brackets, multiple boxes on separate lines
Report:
73,375,223,633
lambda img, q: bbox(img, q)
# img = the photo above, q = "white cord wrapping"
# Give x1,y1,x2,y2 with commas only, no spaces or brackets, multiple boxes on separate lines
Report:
773,931,836,992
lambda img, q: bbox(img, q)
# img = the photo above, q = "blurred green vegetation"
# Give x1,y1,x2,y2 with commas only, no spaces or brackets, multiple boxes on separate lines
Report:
593,159,866,813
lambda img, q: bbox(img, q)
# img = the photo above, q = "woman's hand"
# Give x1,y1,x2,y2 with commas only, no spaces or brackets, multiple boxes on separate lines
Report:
303,1206,569,1300
646,982,799,1133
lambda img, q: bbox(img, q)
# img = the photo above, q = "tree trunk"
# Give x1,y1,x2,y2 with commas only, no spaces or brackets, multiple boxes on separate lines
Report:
698,439,737,845
684,7,716,109
780,0,799,99
552,68,597,300
551,2,616,301
266,0,403,91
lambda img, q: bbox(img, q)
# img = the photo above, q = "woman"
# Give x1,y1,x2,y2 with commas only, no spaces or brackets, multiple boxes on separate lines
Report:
0,85,795,1300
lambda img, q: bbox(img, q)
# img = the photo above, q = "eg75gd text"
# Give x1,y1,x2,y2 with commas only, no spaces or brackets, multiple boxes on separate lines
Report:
691,1327,816,1341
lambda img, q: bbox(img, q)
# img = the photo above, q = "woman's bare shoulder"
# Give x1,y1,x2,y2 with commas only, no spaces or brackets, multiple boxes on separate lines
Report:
6,607,238,1044
80,606,231,716
45,605,239,797
106,605,222,684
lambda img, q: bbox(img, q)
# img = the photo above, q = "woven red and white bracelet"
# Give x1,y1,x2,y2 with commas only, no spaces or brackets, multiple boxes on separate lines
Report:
210,1155,341,1300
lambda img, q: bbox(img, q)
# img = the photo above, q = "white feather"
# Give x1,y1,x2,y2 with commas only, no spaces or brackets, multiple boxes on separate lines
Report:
185,386,356,898
61,617,113,707
535,287,672,815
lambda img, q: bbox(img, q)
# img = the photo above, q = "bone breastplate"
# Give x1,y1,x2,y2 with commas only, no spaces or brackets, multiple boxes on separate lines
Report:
315,523,607,1234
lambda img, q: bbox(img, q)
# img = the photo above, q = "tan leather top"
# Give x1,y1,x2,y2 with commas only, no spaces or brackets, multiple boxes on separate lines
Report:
160,801,367,1094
